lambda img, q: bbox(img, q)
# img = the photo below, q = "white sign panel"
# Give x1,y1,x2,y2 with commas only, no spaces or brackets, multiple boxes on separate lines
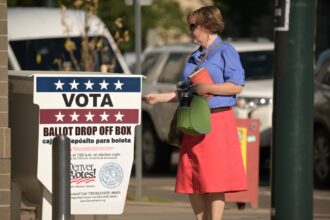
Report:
34,74,142,214
274,0,290,31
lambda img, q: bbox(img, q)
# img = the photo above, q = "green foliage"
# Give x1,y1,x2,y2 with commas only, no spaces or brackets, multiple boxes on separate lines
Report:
97,0,134,51
98,0,186,51
145,0,186,30
143,0,187,44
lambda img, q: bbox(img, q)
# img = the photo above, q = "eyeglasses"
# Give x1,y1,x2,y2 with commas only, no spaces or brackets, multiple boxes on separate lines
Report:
189,23,198,32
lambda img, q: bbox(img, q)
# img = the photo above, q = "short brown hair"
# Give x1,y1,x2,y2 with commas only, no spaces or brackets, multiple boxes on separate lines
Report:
187,6,225,34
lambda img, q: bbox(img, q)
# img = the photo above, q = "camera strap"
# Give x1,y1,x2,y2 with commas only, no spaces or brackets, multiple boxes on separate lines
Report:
176,40,222,103
190,40,222,76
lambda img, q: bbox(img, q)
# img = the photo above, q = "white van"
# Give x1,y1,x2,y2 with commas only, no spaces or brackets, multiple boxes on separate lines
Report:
8,7,131,210
8,7,131,74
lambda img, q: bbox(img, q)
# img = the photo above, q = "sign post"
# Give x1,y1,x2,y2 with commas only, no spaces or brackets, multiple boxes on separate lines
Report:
33,74,142,216
272,0,315,219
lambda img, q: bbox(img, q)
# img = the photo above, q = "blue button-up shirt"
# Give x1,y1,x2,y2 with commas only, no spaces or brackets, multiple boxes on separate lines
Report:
182,36,245,108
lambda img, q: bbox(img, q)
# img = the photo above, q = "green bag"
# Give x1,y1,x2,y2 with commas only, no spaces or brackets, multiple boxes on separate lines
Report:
167,95,211,147
176,95,211,135
167,41,221,146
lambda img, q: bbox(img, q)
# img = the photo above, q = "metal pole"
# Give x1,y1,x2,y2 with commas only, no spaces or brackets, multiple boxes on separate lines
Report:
52,135,71,220
134,0,143,201
272,0,315,219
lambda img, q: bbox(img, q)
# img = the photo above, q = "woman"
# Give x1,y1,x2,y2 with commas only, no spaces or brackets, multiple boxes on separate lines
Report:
143,6,247,220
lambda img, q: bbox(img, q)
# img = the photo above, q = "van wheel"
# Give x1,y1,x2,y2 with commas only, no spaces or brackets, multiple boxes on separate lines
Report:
314,128,330,188
142,120,172,173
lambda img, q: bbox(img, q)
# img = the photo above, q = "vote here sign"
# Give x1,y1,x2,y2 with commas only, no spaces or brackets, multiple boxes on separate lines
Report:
33,74,142,214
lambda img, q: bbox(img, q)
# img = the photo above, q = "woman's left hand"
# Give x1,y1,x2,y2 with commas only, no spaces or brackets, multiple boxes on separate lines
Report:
192,82,243,96
191,84,210,96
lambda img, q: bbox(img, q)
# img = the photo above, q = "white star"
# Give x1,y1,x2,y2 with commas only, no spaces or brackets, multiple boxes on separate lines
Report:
85,111,95,121
69,80,80,90
55,111,65,122
84,80,94,90
70,111,80,121
100,111,110,121
114,80,124,90
99,80,109,90
54,79,65,90
114,111,124,121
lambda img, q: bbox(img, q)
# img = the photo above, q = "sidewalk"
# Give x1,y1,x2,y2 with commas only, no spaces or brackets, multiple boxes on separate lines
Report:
74,201,271,220
20,185,328,220
72,180,330,220
74,199,330,220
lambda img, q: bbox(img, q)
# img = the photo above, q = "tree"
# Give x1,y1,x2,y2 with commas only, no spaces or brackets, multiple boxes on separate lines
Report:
98,0,186,51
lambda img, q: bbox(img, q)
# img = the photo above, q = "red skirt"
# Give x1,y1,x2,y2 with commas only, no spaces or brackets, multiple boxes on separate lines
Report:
175,109,248,194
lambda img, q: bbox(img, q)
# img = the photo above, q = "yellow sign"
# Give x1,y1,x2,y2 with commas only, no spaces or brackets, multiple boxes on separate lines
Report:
237,127,247,173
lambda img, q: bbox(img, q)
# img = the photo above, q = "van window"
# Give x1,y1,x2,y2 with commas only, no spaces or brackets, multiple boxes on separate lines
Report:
158,53,189,84
239,51,273,80
10,36,123,73
141,53,162,76
8,60,13,70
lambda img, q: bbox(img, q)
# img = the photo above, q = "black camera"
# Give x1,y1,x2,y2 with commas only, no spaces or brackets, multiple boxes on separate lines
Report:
177,80,192,107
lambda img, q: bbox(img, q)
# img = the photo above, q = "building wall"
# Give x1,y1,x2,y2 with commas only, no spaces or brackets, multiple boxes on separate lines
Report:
0,0,10,220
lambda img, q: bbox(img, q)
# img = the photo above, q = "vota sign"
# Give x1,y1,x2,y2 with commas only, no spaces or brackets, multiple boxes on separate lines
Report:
34,74,142,215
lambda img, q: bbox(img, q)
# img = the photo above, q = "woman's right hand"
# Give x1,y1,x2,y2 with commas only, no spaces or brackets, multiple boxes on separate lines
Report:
142,91,177,105
142,93,161,105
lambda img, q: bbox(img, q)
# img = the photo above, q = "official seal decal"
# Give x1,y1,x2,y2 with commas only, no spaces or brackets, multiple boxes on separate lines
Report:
99,162,124,188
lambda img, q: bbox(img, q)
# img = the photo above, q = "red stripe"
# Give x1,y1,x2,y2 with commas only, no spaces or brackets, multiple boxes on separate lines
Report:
71,178,81,183
71,178,96,184
85,179,96,184
39,109,139,124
